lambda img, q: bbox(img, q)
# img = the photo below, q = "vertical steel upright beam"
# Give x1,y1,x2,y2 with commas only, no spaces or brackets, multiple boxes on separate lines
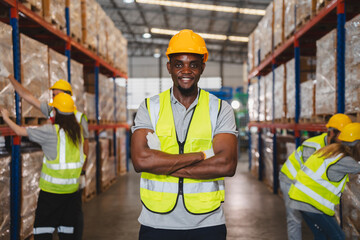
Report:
94,62,101,193
257,49,262,181
113,76,117,176
272,59,278,194
65,0,71,83
294,38,301,148
337,0,345,114
10,7,21,240
65,42,71,83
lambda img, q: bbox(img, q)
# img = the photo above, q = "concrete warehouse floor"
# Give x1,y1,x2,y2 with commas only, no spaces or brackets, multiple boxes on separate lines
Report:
83,157,312,240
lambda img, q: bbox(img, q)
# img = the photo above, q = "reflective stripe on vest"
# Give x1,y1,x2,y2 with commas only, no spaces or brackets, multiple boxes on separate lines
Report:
57,226,74,234
142,88,223,214
39,125,84,194
281,133,327,180
33,227,55,235
289,153,347,216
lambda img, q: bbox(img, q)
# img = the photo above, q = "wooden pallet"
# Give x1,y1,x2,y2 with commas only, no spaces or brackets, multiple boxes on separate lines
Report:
296,15,311,31
346,112,360,122
316,0,332,14
312,114,332,124
22,117,49,125
83,189,96,202
71,32,82,44
20,0,42,16
101,177,116,192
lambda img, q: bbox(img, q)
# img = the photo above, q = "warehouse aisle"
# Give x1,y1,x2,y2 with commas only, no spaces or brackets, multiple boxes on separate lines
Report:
83,159,312,240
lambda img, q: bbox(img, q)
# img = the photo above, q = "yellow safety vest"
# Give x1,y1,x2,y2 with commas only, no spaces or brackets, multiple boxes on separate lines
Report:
39,125,85,194
74,110,88,125
280,133,327,180
141,89,224,214
288,153,348,216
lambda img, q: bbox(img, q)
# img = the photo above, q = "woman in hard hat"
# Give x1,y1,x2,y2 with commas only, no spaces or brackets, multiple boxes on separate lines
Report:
1,92,85,240
288,123,360,240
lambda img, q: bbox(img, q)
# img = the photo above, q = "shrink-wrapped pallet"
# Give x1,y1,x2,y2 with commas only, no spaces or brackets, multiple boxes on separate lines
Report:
274,0,285,48
48,48,68,88
99,138,116,190
254,26,261,67
84,92,96,121
0,155,10,239
248,83,258,122
301,80,315,119
259,2,274,61
71,59,85,113
345,14,360,114
250,131,259,178
0,22,15,118
263,134,274,189
296,0,313,27
70,0,82,41
84,141,96,199
117,128,127,174
264,73,273,121
315,29,337,115
284,0,296,39
43,0,66,31
286,58,295,119
274,64,286,119
21,34,50,118
115,85,127,123
99,76,115,122
20,151,42,240
342,175,360,239
97,8,113,61
259,79,266,122
81,0,99,50
118,35,128,75
248,32,255,71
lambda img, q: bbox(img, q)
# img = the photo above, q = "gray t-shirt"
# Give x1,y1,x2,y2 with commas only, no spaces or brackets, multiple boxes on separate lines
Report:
40,101,89,139
132,88,238,230
27,124,58,160
289,155,360,214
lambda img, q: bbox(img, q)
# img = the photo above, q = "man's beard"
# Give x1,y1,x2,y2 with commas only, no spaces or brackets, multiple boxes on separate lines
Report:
177,83,197,96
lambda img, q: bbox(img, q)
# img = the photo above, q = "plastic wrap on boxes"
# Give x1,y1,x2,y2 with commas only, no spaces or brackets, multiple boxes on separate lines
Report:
248,32,254,71
296,0,312,27
0,22,15,118
260,2,274,61
259,79,266,122
345,14,360,114
116,128,127,174
48,48,68,88
21,34,50,118
274,64,286,119
264,73,273,121
248,83,258,122
0,155,10,239
115,85,127,122
284,0,296,39
116,35,128,75
97,8,113,60
250,132,259,178
274,0,284,48
20,151,42,240
84,141,96,198
254,26,261,67
342,174,360,239
99,138,116,188
263,134,274,189
301,80,315,119
84,93,96,121
99,76,115,122
81,0,99,49
316,29,337,115
43,0,66,31
70,0,82,41
286,58,295,119
71,60,85,113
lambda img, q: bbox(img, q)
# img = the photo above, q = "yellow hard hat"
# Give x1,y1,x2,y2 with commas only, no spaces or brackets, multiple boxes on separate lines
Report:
50,79,73,96
49,92,75,113
166,29,208,62
326,113,352,131
338,123,360,143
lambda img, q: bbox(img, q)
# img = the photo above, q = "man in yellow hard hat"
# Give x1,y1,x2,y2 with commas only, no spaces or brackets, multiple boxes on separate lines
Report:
0,61,88,239
279,113,352,240
131,29,238,239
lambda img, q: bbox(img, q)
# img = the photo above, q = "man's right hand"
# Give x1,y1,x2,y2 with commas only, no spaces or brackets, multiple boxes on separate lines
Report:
0,62,10,78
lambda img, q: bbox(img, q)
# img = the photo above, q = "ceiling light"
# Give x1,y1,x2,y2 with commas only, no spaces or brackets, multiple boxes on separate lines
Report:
142,32,152,38
231,100,241,110
151,28,248,42
123,0,135,3
136,0,265,16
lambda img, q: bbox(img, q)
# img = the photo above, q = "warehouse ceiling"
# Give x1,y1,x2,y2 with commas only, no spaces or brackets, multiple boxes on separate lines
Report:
98,0,272,64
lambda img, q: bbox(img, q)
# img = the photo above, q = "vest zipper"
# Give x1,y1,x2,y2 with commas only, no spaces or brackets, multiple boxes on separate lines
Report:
178,141,184,195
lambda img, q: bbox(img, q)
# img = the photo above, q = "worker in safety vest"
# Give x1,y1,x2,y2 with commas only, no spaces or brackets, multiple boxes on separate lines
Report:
288,122,360,239
131,29,238,240
279,113,352,240
0,61,88,239
1,93,85,240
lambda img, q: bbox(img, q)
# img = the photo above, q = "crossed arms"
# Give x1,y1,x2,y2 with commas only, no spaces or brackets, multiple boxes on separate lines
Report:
131,128,238,180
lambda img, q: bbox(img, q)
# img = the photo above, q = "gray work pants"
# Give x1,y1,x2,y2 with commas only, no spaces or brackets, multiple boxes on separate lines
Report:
280,180,302,240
